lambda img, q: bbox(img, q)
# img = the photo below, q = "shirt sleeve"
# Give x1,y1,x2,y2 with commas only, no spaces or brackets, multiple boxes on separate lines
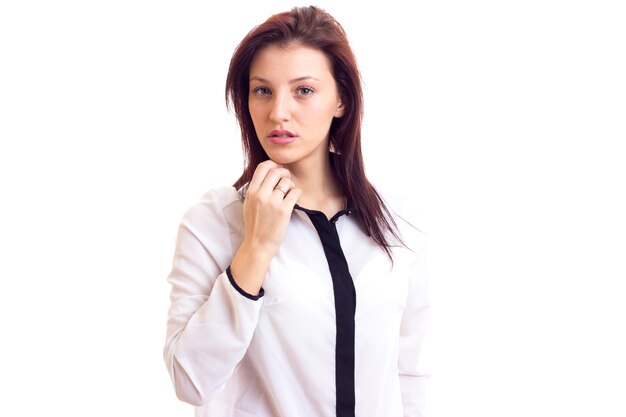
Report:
163,190,263,406
398,234,431,417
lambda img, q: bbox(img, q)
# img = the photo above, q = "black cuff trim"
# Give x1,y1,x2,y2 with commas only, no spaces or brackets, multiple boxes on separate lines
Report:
226,265,265,301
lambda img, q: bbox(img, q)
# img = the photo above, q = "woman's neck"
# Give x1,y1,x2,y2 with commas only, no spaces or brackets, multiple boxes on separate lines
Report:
285,153,345,214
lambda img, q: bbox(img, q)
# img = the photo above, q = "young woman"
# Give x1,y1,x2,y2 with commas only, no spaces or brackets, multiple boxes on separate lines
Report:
164,6,430,417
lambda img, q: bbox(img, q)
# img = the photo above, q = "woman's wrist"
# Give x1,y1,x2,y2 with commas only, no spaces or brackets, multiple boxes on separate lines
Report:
230,241,274,296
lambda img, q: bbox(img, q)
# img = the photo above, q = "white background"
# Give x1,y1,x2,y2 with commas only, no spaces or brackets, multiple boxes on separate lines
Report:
1,0,624,416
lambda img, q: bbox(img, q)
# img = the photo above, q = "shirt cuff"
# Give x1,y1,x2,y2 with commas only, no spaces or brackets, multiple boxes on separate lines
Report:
226,265,265,301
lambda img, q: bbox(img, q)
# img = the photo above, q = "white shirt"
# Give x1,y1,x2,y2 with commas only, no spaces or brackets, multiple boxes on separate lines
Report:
163,185,430,417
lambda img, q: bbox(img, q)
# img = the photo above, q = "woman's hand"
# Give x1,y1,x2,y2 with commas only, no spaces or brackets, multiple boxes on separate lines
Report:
241,159,302,256
230,160,301,295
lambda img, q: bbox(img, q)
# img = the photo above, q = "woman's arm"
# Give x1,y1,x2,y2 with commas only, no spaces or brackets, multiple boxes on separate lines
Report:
398,235,431,417
164,162,301,406
163,190,264,406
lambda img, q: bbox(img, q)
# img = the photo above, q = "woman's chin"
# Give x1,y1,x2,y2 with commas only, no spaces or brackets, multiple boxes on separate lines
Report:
264,150,298,166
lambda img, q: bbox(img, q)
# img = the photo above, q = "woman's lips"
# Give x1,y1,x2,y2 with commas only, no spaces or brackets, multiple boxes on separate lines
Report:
269,135,297,144
268,130,297,144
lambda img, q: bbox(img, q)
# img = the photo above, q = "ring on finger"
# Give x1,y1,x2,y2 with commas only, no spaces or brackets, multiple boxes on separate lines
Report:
274,184,288,196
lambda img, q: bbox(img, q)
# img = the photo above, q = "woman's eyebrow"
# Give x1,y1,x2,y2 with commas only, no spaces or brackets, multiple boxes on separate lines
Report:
249,75,321,83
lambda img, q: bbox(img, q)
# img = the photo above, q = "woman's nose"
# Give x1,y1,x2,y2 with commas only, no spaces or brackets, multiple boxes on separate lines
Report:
269,93,291,123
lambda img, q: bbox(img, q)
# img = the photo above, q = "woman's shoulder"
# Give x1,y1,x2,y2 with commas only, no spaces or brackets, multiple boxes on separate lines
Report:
199,185,243,209
374,183,427,254
173,186,244,263
180,185,244,231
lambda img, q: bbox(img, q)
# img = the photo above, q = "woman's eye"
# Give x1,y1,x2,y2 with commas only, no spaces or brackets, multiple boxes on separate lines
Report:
297,86,314,95
252,87,271,95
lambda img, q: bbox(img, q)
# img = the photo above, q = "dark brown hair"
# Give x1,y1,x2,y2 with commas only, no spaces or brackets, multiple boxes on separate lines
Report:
225,5,404,259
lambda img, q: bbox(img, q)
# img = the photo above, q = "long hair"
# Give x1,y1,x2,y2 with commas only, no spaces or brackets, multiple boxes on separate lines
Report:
225,5,405,260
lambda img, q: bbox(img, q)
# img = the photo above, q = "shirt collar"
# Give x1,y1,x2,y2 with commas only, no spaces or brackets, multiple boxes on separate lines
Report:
293,196,356,223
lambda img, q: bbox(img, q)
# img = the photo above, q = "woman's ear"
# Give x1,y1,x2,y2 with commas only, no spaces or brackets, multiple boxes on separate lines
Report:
334,100,345,118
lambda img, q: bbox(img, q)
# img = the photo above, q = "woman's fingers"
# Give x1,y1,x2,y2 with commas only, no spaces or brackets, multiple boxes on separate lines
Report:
258,167,291,196
247,160,281,195
271,177,292,199
282,186,302,207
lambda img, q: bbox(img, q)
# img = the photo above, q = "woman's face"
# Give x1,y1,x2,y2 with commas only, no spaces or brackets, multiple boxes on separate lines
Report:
248,44,344,167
